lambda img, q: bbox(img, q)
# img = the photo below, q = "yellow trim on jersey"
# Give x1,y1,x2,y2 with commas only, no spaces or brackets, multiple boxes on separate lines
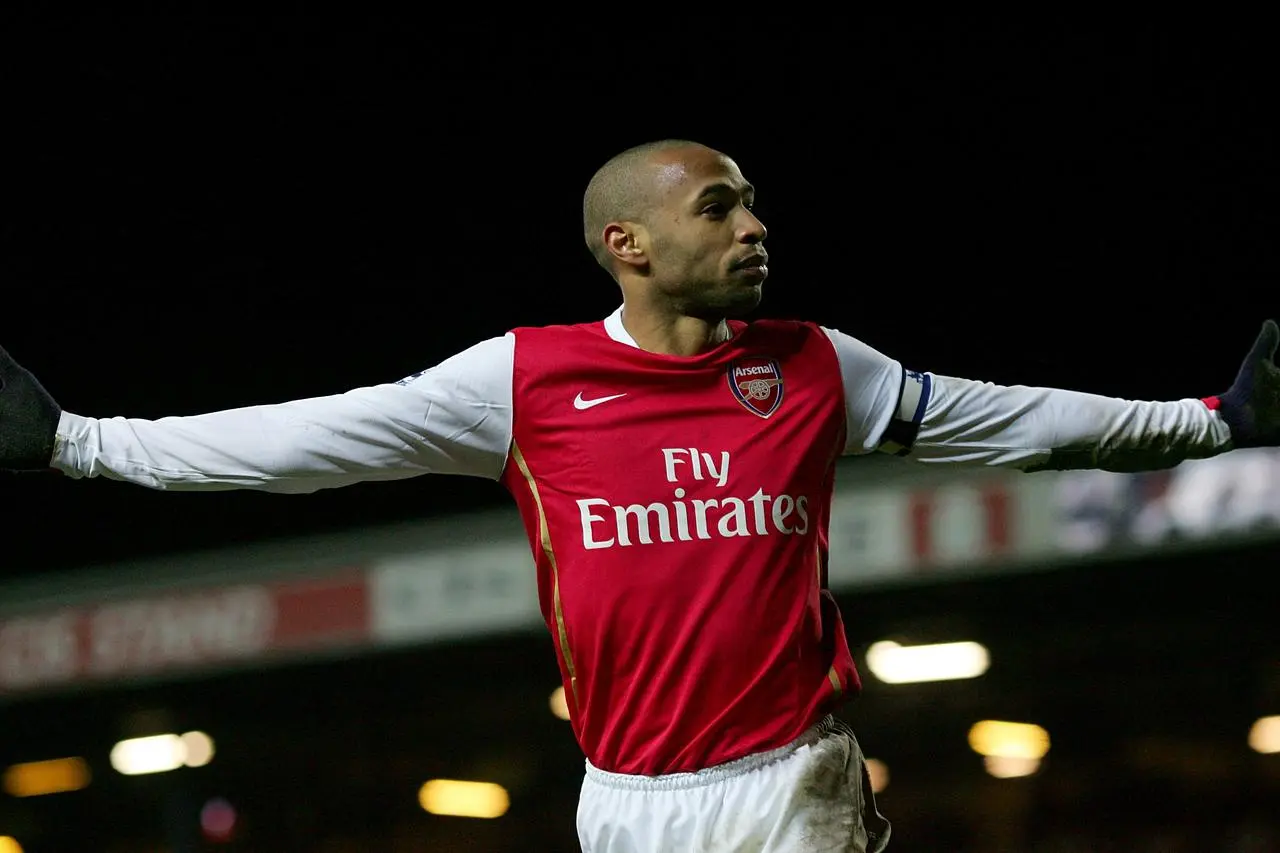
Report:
815,536,823,587
816,537,844,696
511,440,579,711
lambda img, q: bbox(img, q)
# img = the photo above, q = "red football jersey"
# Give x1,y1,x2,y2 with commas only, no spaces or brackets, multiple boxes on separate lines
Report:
500,317,858,775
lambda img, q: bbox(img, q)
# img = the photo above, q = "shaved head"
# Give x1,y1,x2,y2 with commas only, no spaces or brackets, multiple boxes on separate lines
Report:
582,139,708,272
580,139,768,321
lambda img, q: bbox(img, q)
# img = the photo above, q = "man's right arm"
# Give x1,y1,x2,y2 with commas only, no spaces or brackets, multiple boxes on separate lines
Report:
3,335,515,493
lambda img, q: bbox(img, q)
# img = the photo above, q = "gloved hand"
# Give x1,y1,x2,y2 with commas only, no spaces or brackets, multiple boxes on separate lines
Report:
0,344,62,471
1208,319,1280,448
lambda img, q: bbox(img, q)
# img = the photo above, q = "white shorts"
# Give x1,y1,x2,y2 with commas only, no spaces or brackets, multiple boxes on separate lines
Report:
576,716,891,853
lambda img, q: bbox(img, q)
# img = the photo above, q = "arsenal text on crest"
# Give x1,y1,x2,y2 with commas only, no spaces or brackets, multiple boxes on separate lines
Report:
728,357,784,418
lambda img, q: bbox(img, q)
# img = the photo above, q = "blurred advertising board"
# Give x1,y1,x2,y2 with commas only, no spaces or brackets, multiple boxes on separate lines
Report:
0,572,368,695
1053,447,1280,554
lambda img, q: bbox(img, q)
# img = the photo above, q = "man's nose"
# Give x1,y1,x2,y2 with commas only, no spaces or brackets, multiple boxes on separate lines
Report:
738,210,766,243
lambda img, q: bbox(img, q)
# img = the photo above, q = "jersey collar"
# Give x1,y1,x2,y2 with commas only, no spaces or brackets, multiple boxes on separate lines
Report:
604,305,743,352
604,306,639,348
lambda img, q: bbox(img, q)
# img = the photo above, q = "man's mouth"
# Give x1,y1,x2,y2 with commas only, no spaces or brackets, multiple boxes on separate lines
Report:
733,252,769,270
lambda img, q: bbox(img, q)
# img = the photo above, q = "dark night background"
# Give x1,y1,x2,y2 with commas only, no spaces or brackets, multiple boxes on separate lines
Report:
1,17,1279,851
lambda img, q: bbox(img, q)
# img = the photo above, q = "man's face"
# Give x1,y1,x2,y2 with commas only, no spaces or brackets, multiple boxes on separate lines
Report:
641,147,768,319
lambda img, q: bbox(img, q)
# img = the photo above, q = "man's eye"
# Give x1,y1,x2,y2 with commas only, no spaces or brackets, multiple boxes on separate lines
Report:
702,204,725,216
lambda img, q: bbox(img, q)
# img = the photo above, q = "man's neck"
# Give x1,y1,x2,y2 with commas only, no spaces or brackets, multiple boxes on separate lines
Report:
619,308,732,357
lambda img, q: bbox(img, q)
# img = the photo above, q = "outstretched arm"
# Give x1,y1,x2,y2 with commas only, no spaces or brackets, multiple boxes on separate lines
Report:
824,321,1280,473
0,335,515,492
889,371,1230,472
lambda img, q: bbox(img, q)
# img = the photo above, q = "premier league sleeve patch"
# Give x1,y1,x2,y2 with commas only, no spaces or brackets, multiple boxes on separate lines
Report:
728,357,784,418
878,368,932,456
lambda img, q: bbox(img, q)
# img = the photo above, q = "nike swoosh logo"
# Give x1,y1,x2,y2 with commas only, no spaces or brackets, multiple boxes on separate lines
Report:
574,392,627,410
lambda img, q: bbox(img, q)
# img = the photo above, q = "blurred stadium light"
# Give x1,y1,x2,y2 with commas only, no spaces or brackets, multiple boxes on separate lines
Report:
983,755,1042,779
200,797,238,843
865,757,889,793
181,730,216,767
549,685,570,720
968,720,1051,759
969,720,1051,778
0,837,23,853
2,757,91,797
109,731,215,776
418,779,510,819
865,639,990,683
1249,715,1280,754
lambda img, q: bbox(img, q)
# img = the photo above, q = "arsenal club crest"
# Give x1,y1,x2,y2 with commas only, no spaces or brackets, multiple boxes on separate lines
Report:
728,357,784,418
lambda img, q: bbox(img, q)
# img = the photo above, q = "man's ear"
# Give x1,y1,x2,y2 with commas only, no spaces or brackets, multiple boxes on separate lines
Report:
604,222,647,269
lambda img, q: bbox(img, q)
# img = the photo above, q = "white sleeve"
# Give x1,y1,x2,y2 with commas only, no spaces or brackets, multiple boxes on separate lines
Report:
822,327,1233,472
907,374,1232,472
51,334,515,492
821,327,908,455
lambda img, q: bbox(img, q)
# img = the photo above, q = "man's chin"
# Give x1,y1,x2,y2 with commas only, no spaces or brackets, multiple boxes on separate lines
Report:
721,283,763,318
737,277,762,307
681,280,763,321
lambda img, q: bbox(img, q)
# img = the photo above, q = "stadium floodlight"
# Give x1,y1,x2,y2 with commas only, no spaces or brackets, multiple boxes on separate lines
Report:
982,755,1042,778
111,735,185,776
969,719,1050,779
181,731,216,767
549,686,571,720
110,731,216,776
864,758,890,793
2,757,91,798
419,779,510,819
1248,715,1280,754
968,720,1050,759
864,640,990,684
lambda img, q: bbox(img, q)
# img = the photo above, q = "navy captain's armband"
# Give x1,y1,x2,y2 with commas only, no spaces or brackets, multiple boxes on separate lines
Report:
878,369,931,457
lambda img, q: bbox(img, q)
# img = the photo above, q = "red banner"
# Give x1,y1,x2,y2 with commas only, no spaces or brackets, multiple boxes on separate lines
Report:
0,571,369,694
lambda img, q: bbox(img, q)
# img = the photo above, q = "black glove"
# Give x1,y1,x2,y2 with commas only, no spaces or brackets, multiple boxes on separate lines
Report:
1209,319,1280,448
0,344,62,471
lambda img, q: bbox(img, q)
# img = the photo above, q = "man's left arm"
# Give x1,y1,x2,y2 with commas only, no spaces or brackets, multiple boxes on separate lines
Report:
824,320,1280,473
